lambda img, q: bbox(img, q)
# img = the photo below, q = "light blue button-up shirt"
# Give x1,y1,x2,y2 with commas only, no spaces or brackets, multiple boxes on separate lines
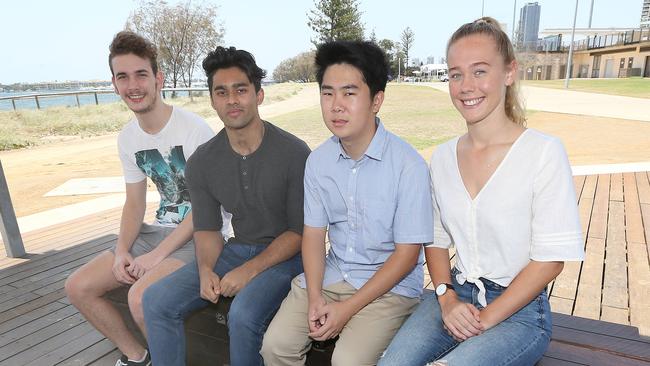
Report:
298,119,434,298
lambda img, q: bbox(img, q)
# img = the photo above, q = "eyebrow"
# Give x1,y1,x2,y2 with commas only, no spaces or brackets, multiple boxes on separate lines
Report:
320,84,359,91
115,69,150,77
213,82,250,90
449,62,491,71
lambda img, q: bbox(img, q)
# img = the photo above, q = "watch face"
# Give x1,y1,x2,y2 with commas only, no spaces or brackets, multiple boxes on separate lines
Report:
435,283,446,296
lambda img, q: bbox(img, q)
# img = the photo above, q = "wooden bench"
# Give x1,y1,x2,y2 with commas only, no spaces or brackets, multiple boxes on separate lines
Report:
106,287,335,365
106,287,650,366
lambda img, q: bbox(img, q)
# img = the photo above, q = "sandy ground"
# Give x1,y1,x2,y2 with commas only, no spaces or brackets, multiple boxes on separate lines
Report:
2,83,649,217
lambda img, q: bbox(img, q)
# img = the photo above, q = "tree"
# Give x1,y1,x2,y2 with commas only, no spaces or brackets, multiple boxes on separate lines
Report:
377,39,398,79
273,51,317,82
400,27,415,68
126,0,224,92
307,0,364,46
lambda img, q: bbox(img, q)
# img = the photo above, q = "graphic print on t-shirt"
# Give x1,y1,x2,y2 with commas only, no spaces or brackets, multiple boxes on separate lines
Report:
135,146,190,225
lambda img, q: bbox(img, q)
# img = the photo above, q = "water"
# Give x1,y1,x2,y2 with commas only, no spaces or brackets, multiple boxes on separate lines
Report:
0,90,201,111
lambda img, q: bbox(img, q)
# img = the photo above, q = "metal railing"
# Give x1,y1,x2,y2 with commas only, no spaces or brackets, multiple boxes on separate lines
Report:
0,87,210,111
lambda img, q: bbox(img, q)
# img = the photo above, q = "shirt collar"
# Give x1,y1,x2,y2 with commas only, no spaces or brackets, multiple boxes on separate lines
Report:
335,117,387,162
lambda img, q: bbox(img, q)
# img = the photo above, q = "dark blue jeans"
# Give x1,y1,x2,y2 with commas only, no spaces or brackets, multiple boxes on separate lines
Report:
379,268,552,366
143,242,303,366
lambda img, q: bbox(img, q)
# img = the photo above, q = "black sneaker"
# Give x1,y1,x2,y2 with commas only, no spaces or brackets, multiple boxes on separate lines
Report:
115,349,151,366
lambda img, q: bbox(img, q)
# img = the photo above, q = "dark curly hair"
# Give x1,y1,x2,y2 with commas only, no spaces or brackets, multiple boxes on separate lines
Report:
202,46,266,93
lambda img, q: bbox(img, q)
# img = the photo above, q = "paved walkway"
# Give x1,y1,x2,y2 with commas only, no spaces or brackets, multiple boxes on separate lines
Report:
423,82,650,122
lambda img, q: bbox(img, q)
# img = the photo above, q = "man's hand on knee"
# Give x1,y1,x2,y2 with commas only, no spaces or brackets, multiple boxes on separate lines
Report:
219,263,257,297
199,270,221,303
113,251,137,285
128,250,165,279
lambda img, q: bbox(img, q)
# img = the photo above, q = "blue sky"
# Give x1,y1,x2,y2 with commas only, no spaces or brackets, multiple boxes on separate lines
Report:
1,0,643,84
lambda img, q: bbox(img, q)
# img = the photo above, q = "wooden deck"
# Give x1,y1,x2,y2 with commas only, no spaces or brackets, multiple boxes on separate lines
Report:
1,172,649,365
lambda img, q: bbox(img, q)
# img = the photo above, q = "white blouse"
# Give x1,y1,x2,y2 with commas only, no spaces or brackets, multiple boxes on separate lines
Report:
427,129,584,306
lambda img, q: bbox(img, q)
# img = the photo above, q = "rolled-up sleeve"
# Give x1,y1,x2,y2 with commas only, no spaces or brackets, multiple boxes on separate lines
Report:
530,139,584,261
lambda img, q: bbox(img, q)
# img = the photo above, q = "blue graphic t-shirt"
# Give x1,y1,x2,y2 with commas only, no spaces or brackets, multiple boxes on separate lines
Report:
118,107,215,227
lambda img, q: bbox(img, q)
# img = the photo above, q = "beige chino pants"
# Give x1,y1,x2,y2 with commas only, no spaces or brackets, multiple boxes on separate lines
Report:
261,277,419,366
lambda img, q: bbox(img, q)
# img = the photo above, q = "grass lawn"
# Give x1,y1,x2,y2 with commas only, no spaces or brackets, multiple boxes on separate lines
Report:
522,77,650,99
0,83,305,150
273,83,465,150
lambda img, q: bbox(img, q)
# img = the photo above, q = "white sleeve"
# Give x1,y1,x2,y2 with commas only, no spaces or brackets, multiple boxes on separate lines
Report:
118,135,146,184
530,138,584,261
187,121,215,158
426,158,453,249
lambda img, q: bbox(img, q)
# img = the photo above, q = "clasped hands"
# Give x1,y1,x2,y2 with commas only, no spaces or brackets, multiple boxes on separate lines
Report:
440,296,495,342
307,295,354,341
199,264,257,303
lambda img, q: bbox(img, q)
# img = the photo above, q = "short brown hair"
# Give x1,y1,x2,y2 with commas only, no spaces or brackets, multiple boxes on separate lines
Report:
108,31,159,75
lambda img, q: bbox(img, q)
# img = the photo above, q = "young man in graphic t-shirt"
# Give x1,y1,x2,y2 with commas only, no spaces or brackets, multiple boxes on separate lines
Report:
64,31,231,366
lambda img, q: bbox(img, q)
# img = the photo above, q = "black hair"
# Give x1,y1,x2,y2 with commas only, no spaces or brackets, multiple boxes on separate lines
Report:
202,46,266,93
315,40,388,98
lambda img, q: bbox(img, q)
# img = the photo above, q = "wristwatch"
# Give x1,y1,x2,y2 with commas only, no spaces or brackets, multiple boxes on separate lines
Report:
435,283,455,297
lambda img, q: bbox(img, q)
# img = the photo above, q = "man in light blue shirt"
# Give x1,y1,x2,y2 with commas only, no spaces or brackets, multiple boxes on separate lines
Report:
262,40,434,365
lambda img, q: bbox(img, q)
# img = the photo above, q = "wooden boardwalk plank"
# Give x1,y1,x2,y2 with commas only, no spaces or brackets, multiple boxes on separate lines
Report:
0,320,96,366
624,173,646,244
0,312,86,363
588,174,610,240
611,173,624,202
573,238,605,319
602,200,629,317
0,304,78,348
550,175,595,313
0,288,67,324
24,327,105,366
0,301,67,336
635,171,650,204
57,338,116,366
627,241,650,336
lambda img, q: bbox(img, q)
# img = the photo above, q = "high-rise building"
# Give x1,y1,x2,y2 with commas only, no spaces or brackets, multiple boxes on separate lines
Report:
642,0,650,28
516,2,541,48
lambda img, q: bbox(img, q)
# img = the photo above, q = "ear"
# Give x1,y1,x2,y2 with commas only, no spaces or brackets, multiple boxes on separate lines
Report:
256,87,265,106
155,71,164,90
371,90,384,114
505,60,517,86
111,76,119,95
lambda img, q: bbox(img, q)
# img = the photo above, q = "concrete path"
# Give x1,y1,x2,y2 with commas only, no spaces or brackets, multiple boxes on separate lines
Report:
423,82,650,122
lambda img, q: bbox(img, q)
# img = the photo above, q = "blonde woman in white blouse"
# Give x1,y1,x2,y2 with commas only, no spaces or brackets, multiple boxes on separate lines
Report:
379,17,585,366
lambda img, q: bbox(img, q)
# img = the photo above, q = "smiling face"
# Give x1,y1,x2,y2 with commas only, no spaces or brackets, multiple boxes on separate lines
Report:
111,53,162,115
210,66,263,130
319,63,383,146
447,33,515,126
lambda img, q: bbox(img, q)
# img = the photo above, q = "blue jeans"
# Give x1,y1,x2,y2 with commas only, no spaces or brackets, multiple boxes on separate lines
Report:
142,242,303,366
379,269,552,366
